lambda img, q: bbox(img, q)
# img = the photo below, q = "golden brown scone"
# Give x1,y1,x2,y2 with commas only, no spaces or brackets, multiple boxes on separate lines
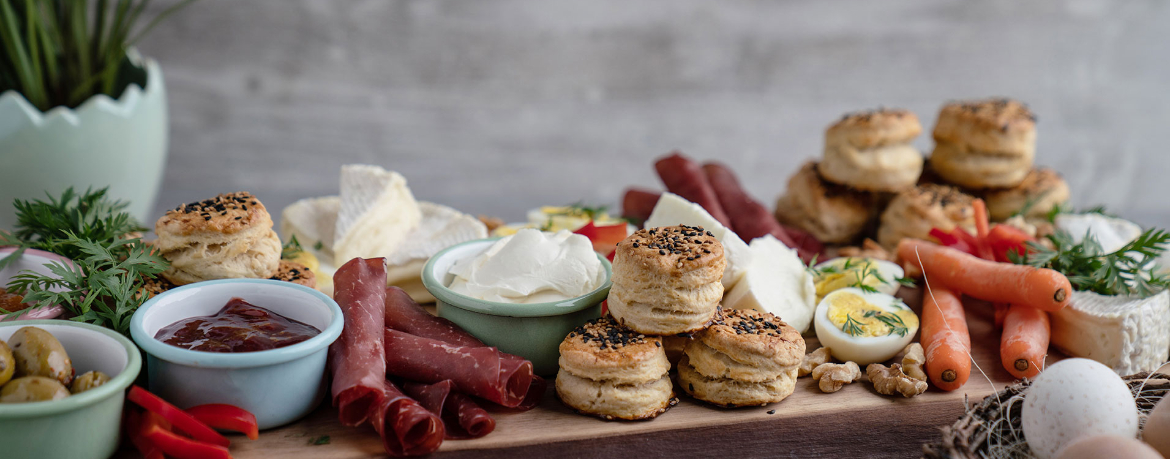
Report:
774,162,877,244
980,167,1070,221
820,109,924,192
555,317,676,420
930,98,1036,188
607,225,725,335
876,184,977,249
270,260,317,289
677,308,804,407
156,192,283,286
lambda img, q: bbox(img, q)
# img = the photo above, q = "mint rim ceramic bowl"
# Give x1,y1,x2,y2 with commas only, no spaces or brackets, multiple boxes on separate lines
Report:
0,320,142,459
130,279,343,430
422,237,612,375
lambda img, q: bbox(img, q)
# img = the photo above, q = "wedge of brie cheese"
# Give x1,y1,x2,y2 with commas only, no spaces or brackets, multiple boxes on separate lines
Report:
333,165,423,265
722,235,817,334
644,192,752,289
386,202,488,302
1050,290,1170,375
1055,213,1142,253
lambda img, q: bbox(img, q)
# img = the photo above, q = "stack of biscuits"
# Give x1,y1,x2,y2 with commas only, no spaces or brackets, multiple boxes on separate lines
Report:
143,192,316,299
556,225,806,419
775,109,925,245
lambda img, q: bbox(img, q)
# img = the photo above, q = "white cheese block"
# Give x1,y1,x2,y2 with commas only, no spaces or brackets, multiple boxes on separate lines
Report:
1055,213,1142,253
333,165,423,265
722,235,817,334
1050,290,1170,375
280,195,340,261
385,202,488,296
644,192,752,290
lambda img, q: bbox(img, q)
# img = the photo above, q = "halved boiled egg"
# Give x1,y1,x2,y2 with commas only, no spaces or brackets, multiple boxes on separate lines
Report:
813,257,905,304
814,287,919,365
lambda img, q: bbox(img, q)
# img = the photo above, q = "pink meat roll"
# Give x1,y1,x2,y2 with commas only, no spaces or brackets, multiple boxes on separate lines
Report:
370,379,445,456
402,380,496,439
328,257,389,427
384,329,533,408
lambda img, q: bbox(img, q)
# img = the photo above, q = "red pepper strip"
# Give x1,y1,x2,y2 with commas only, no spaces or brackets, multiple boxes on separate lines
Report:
140,411,234,459
986,224,1034,263
186,404,260,440
573,221,628,256
123,409,164,459
127,386,231,447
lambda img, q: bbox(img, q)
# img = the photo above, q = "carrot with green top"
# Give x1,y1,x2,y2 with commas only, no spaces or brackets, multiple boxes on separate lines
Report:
897,238,1072,312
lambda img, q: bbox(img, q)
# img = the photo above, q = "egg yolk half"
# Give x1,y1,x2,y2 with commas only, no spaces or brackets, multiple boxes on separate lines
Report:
826,292,919,338
814,259,886,302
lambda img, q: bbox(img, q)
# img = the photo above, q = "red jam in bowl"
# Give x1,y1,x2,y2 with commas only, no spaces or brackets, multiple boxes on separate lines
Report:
154,297,321,353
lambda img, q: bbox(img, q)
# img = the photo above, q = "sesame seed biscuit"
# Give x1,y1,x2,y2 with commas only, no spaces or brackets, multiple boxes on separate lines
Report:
980,167,1070,221
677,354,798,408
685,309,804,382
931,98,1037,188
156,192,282,285
557,317,670,385
556,317,676,420
876,184,977,249
269,260,317,290
821,108,925,192
607,225,725,335
774,162,878,244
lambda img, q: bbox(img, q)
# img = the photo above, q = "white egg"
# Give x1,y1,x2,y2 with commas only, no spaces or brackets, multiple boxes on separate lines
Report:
813,287,919,365
813,257,905,301
1022,358,1139,459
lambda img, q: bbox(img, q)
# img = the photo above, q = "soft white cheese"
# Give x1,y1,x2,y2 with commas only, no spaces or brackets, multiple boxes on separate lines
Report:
643,192,753,290
722,235,817,333
1055,213,1142,253
447,229,605,304
386,202,488,303
333,165,422,264
1050,290,1170,375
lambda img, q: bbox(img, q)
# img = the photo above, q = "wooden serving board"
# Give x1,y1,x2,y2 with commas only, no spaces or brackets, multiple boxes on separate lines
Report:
117,289,1038,458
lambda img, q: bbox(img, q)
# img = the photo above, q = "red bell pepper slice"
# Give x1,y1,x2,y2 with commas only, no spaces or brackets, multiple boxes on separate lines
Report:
186,404,260,440
573,221,628,255
140,410,234,459
123,408,164,459
127,386,231,447
986,224,1033,263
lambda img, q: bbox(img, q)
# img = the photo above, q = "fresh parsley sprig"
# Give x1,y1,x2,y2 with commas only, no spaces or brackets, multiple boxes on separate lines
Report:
1010,228,1170,297
0,187,145,270
281,235,305,259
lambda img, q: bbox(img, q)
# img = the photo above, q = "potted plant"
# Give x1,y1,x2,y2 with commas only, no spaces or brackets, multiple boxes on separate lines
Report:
0,0,194,230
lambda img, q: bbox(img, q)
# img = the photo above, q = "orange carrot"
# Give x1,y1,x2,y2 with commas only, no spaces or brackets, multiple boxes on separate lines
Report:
1000,304,1050,379
897,238,1072,312
921,286,971,391
972,199,990,239
993,303,1009,328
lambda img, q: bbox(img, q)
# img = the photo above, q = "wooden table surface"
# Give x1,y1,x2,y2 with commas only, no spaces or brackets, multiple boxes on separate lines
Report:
115,289,1034,458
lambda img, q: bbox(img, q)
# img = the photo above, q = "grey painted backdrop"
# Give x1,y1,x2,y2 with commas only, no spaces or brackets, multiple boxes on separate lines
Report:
139,0,1170,229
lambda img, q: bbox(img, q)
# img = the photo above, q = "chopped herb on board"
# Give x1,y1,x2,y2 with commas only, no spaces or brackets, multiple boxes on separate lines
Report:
309,435,331,445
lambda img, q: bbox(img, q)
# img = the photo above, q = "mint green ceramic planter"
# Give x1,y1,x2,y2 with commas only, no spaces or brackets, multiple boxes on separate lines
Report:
422,238,612,375
0,51,167,230
0,320,142,459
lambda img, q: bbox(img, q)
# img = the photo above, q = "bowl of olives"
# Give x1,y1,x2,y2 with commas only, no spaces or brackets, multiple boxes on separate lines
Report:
0,320,142,459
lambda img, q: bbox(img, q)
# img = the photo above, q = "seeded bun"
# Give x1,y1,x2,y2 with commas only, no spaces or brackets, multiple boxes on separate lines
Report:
270,260,317,289
677,309,804,407
774,162,878,244
876,184,977,249
820,109,925,192
155,192,282,285
607,225,725,335
555,317,676,420
557,317,671,384
981,167,1070,221
930,98,1036,188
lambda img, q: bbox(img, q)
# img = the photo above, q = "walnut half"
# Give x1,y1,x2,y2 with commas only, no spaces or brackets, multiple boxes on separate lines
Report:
866,363,927,397
897,343,927,382
798,347,832,377
811,361,861,393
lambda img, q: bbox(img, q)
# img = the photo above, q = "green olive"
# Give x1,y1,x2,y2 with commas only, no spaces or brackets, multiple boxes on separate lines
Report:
0,376,70,403
0,340,14,386
70,370,111,394
8,326,73,386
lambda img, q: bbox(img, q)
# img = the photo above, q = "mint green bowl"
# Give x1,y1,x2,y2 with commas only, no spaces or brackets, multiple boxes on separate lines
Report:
0,320,142,459
421,238,611,375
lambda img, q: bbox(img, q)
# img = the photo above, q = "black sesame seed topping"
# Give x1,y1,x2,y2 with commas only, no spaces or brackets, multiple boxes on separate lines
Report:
568,317,650,350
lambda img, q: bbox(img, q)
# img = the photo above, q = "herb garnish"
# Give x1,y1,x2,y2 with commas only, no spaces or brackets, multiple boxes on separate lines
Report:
308,435,331,445
842,313,864,336
281,235,305,259
0,188,169,335
1010,228,1170,297
808,257,915,290
863,309,909,337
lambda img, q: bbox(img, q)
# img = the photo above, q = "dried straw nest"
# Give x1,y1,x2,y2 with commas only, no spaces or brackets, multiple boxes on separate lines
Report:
922,372,1170,459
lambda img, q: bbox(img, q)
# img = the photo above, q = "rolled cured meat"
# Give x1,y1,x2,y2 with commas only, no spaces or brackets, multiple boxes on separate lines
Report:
329,257,389,427
702,162,824,261
384,287,544,410
621,188,661,224
384,329,533,408
654,152,734,228
403,380,495,439
370,379,445,456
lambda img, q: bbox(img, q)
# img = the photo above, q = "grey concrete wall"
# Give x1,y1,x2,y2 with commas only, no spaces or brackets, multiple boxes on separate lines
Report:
138,0,1170,229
